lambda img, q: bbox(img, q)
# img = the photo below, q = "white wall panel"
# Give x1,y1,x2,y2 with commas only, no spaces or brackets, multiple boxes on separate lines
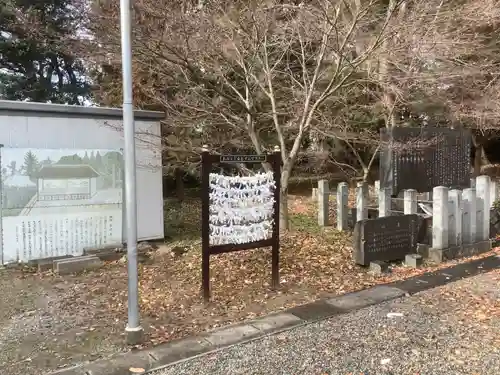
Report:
0,111,164,243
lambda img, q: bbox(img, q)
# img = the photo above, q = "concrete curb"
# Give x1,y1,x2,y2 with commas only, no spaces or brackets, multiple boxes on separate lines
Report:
50,254,500,375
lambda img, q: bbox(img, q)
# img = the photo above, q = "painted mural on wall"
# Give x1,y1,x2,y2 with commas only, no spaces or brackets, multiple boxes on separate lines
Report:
1,148,124,264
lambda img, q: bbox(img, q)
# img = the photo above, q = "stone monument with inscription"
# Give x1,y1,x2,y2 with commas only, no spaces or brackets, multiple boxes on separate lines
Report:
380,127,471,196
353,214,420,266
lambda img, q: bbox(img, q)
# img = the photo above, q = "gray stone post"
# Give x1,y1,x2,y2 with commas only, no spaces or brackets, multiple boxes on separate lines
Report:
311,188,318,200
462,188,476,244
470,178,476,189
337,182,349,231
403,189,418,215
490,179,498,208
374,180,380,204
448,189,462,247
317,180,329,227
432,186,449,250
378,188,391,217
356,182,368,222
476,175,491,241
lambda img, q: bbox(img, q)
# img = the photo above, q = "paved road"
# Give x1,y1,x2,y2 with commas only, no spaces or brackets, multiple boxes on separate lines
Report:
152,269,500,375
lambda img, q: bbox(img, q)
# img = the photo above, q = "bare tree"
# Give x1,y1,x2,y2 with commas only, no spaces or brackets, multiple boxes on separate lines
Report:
326,0,500,177
375,4,499,119
90,0,408,228
396,0,500,173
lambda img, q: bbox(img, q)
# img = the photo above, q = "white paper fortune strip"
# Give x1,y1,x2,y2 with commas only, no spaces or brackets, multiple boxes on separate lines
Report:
208,172,275,245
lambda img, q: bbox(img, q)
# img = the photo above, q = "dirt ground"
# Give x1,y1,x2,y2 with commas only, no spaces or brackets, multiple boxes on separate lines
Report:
1,194,498,375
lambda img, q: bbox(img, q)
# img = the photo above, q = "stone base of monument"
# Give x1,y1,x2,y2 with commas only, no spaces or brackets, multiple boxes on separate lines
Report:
54,255,103,275
405,254,423,268
369,260,390,275
428,240,492,264
26,255,73,272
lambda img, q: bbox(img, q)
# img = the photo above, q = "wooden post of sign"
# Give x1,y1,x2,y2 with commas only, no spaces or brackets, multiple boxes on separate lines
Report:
271,145,281,290
201,145,211,302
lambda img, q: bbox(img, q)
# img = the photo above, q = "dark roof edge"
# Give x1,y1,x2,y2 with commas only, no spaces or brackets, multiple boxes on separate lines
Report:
0,100,165,121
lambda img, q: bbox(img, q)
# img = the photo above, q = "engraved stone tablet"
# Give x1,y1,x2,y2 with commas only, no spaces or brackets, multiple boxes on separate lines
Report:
380,127,471,195
353,214,420,266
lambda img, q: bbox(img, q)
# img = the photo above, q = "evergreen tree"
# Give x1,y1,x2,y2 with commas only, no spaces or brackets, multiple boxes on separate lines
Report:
7,160,16,175
0,0,91,104
95,151,103,171
23,150,40,177
57,154,82,164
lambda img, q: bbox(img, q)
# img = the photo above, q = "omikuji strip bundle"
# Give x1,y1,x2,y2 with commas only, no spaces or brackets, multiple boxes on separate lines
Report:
208,172,275,245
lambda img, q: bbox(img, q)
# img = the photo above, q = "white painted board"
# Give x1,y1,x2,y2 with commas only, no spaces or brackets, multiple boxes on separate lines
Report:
0,108,164,264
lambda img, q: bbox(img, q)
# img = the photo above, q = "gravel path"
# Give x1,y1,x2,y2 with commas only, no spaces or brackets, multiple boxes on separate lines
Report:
152,270,500,375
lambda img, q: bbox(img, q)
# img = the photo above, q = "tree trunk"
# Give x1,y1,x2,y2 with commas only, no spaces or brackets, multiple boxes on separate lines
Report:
279,163,292,231
473,146,482,177
378,0,404,129
175,168,185,201
330,137,345,160
481,146,491,166
473,144,492,176
279,189,289,231
362,167,370,183
383,92,397,128
471,133,491,177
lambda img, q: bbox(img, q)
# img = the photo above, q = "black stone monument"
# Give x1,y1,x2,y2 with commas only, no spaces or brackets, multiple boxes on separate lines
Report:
380,127,471,196
353,214,420,266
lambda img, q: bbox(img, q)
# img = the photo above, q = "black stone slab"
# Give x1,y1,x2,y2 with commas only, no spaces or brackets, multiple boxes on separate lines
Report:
354,214,420,266
380,127,471,195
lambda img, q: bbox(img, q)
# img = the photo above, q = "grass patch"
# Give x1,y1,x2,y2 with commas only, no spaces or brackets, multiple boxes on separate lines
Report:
289,212,322,234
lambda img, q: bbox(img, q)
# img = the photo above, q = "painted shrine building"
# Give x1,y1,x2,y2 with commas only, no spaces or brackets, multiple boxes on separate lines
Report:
37,164,100,201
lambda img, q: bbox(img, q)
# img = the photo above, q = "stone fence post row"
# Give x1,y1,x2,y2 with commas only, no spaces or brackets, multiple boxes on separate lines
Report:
432,175,491,250
317,177,496,245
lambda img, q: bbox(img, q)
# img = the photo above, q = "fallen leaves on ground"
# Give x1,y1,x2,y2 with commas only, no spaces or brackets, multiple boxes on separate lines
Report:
413,268,500,347
13,196,500,352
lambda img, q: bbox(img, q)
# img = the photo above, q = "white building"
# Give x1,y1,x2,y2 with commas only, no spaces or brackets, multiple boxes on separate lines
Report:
37,164,100,201
0,100,165,264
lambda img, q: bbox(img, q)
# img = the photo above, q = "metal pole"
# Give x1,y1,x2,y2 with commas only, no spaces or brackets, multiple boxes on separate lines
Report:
0,144,4,266
120,148,126,247
119,0,143,344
